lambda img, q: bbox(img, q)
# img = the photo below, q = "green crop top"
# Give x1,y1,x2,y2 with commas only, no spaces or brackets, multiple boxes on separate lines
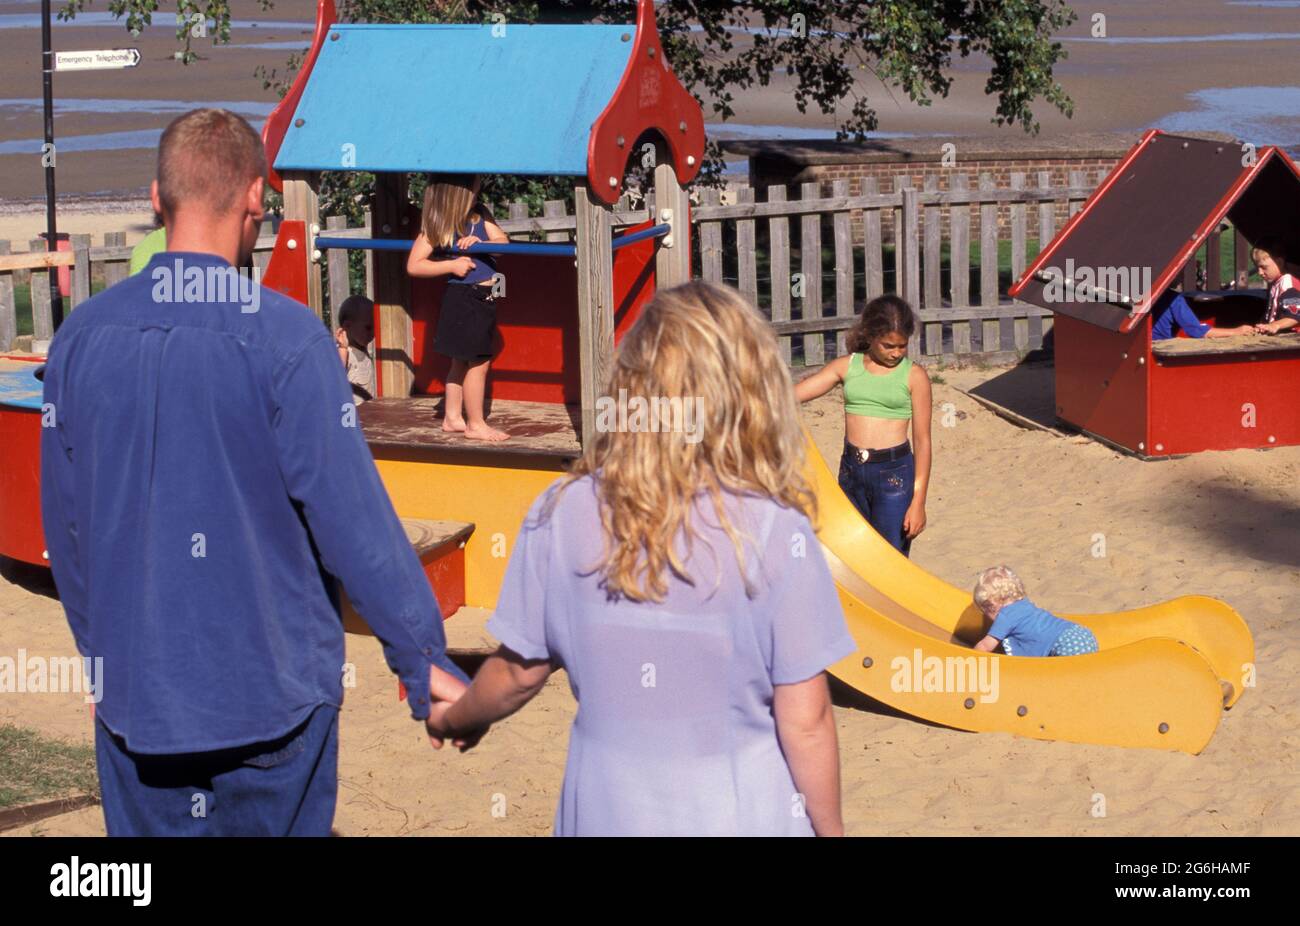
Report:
843,353,913,419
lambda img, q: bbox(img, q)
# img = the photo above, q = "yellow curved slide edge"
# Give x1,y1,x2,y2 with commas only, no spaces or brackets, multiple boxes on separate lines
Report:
802,432,1254,753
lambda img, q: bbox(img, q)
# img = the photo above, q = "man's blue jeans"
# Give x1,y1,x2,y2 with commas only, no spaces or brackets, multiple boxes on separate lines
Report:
95,703,340,836
838,441,915,556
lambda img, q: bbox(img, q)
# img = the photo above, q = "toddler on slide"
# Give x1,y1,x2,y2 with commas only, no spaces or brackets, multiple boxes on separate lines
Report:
971,566,1098,657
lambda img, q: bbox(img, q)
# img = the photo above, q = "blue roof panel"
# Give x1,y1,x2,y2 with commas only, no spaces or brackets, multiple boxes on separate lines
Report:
275,23,635,176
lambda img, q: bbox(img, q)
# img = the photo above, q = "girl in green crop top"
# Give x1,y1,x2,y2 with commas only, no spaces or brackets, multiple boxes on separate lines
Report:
795,295,933,556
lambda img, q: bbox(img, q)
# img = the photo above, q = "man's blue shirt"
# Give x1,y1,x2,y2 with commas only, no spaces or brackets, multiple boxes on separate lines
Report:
40,251,464,755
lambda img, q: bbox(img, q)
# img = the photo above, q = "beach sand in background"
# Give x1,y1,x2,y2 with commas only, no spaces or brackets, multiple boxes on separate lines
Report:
3,0,1300,204
3,365,1296,837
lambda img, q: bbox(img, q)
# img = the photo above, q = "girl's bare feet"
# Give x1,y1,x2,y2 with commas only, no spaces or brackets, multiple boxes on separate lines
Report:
463,422,509,442
442,416,467,433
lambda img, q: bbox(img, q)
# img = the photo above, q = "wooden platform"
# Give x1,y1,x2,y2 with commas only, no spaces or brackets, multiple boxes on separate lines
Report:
401,518,474,556
359,397,582,458
1153,333,1300,359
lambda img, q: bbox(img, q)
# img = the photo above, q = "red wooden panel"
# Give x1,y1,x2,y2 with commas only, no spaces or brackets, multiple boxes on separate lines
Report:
1053,313,1150,452
1150,348,1300,455
0,406,46,566
587,0,706,204
261,221,310,306
411,219,660,404
425,546,466,620
260,0,338,194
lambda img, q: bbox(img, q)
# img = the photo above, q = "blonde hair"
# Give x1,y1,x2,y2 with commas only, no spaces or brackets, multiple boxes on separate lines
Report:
973,565,1026,616
157,108,266,216
547,280,816,603
421,173,481,249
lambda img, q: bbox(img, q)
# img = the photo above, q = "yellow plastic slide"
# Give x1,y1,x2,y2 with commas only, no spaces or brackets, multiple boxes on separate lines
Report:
803,434,1254,754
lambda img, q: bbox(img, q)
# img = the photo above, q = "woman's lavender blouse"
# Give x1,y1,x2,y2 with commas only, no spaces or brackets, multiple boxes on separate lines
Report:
487,476,856,836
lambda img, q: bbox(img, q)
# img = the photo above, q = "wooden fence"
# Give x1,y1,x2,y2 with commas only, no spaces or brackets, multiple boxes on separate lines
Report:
3,171,1245,367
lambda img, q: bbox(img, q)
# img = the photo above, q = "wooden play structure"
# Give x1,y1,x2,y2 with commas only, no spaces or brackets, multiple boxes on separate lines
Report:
257,0,704,619
1011,129,1300,457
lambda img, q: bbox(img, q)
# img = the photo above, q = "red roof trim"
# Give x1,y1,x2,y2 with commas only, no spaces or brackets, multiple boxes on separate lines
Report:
586,0,705,205
261,0,338,194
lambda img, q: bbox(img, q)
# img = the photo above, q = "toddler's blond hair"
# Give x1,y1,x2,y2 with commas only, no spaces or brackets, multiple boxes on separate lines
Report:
973,565,1026,617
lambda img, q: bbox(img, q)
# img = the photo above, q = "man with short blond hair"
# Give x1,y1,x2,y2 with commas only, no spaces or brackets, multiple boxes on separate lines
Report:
40,108,467,836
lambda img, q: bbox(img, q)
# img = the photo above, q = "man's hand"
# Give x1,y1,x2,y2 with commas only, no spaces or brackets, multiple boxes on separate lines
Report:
424,663,487,751
424,700,489,753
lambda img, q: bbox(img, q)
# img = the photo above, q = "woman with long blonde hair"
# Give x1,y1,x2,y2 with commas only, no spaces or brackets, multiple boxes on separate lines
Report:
407,173,511,441
426,280,855,836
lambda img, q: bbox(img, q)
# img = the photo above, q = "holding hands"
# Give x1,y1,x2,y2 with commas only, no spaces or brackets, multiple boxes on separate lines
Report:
425,663,488,752
421,646,554,754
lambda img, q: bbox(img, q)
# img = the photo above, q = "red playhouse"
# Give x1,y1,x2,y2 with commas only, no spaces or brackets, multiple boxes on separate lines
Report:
1010,129,1300,458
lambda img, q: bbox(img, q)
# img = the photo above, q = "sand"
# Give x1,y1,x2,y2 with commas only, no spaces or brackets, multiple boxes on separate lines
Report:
3,360,1297,837
3,0,1300,204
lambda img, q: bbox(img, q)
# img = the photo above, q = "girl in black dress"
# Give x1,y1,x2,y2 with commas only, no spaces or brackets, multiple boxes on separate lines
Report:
407,173,511,441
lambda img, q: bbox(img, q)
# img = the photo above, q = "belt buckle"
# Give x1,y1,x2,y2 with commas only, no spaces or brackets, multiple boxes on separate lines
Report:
856,447,871,464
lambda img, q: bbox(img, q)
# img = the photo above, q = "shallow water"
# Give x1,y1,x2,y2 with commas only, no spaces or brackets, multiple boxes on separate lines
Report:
0,13,312,31
1064,32,1300,43
0,98,274,117
1150,86,1300,151
707,123,924,141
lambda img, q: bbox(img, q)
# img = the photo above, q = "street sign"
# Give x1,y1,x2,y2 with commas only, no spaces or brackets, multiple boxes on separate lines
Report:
53,48,141,72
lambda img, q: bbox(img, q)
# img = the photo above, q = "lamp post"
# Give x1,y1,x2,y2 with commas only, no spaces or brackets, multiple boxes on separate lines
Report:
40,0,65,331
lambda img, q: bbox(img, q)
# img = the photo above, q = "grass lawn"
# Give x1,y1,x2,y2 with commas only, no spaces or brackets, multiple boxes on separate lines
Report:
0,723,99,809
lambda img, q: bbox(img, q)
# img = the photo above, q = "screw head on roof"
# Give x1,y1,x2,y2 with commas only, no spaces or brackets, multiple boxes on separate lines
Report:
861,657,873,668
1017,706,1028,717
616,135,625,147
609,176,618,187
648,46,656,58
294,118,305,128
687,155,696,166
330,32,340,41
679,121,687,132
1158,723,1169,734
963,698,975,709
287,239,298,250
622,32,630,41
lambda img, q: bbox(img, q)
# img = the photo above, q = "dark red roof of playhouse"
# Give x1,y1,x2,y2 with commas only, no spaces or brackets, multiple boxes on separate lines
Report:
1011,130,1300,331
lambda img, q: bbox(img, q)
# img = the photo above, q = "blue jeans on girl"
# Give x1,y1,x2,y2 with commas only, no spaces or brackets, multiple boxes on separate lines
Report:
838,440,915,556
